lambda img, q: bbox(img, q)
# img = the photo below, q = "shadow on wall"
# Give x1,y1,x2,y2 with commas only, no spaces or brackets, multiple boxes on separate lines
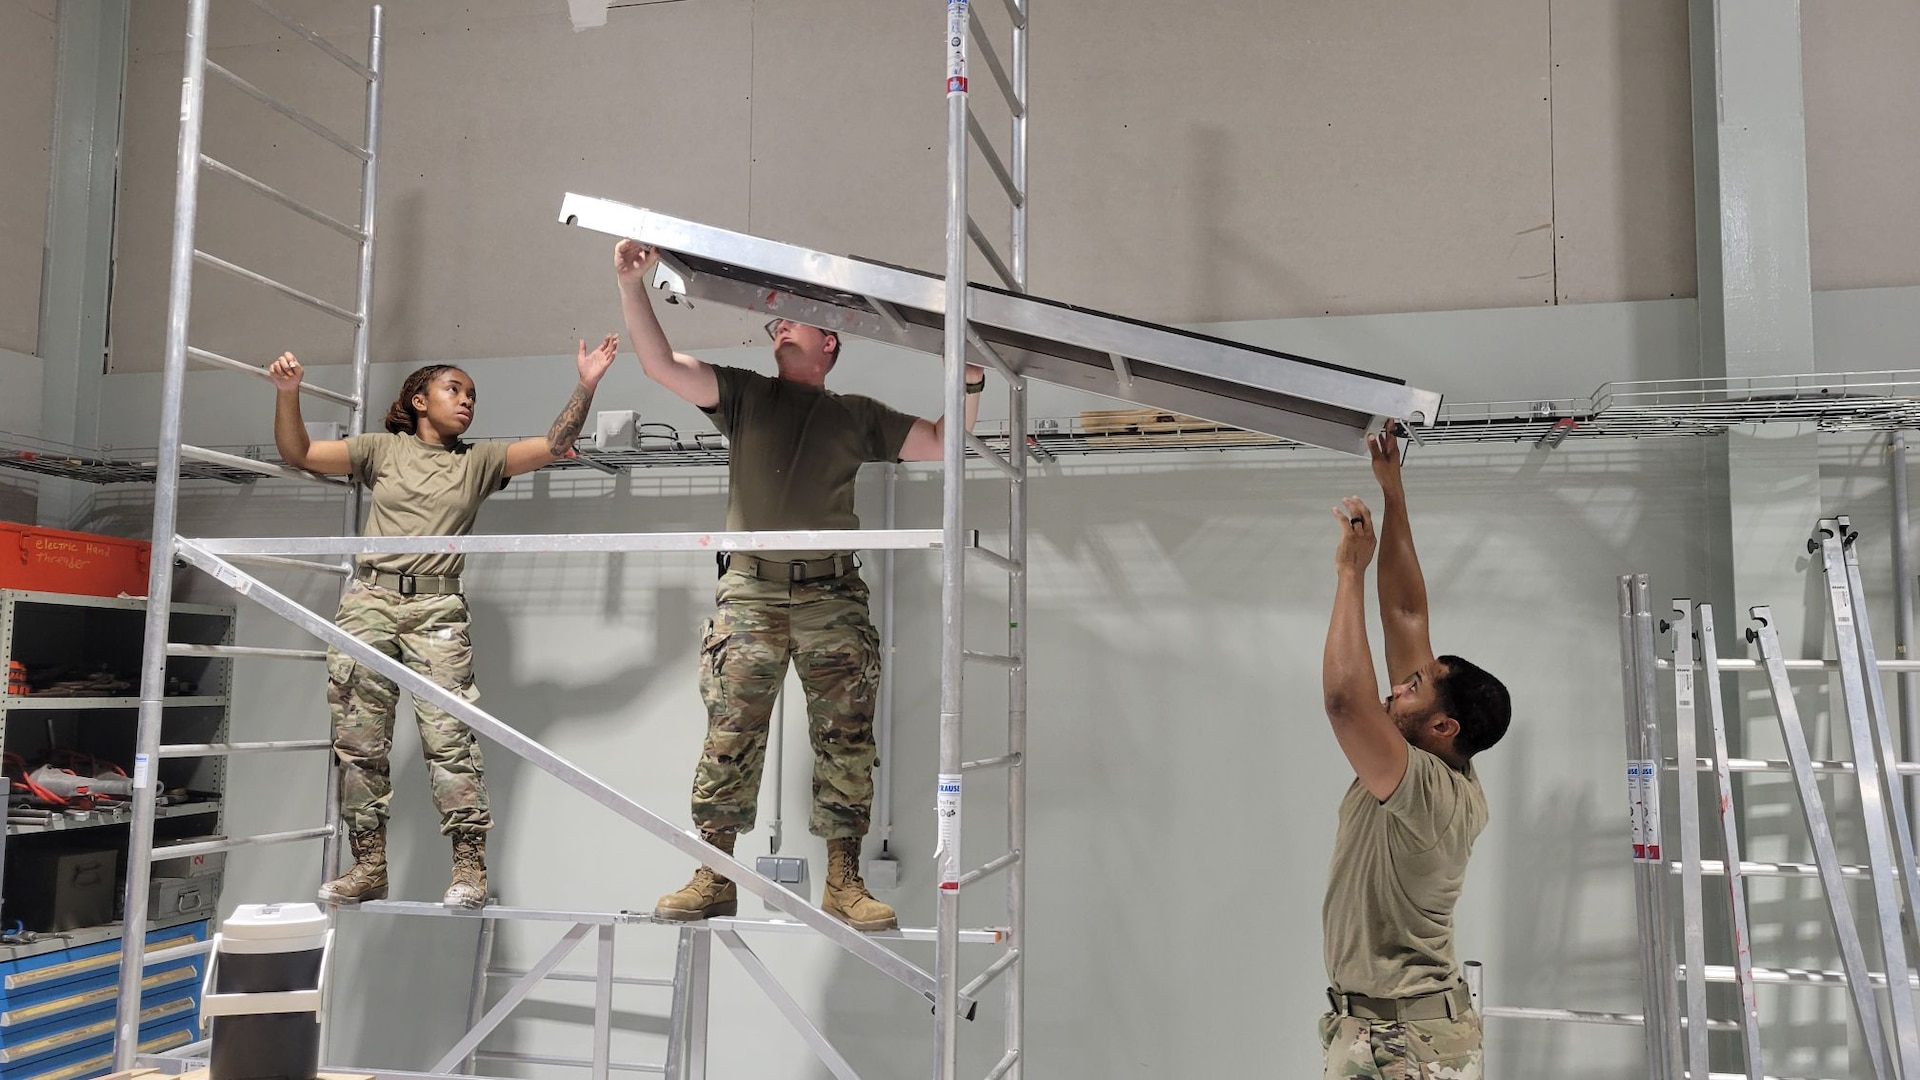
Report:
797,444,1707,1080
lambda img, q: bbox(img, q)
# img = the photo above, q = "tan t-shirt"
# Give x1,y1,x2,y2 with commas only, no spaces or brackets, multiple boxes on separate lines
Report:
1322,746,1488,998
345,432,509,579
703,366,918,562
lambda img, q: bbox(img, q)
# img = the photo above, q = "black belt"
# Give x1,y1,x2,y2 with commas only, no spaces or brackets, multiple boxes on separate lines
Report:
719,552,858,583
359,569,462,596
1327,982,1473,1023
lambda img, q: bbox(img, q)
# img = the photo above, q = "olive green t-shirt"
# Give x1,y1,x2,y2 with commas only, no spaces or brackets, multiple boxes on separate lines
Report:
345,432,509,580
703,366,918,562
1322,746,1488,999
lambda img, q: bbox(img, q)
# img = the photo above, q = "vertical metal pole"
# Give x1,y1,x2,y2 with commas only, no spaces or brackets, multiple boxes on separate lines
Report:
1893,434,1919,835
1698,603,1765,1079
1749,605,1895,1079
664,927,697,1080
349,4,383,442
1619,576,1665,1080
1005,6,1029,1076
1009,0,1028,295
327,3,384,885
687,929,711,1080
592,924,615,1080
877,464,898,850
769,683,785,854
1837,516,1920,946
1668,602,1711,1079
1815,520,1920,1075
460,914,498,1075
114,0,210,1067
1004,370,1028,1080
935,4,972,1078
1635,575,1684,1080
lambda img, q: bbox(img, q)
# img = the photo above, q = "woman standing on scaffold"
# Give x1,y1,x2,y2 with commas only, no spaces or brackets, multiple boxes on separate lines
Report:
267,337,618,907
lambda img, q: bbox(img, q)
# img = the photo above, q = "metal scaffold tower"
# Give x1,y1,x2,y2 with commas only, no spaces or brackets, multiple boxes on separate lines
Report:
115,1,1441,1077
115,0,385,1067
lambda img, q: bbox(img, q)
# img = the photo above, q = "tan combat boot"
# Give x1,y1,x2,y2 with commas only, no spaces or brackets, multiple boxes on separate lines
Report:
654,829,739,921
318,828,388,904
822,837,896,932
444,832,489,909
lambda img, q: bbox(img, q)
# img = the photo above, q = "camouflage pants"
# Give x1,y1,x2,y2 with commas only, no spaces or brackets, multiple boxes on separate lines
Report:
690,567,881,840
1319,1010,1483,1079
328,582,490,837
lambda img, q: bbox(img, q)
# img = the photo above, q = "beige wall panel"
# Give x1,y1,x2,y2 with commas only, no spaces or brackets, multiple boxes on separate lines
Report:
1546,0,1695,304
114,0,1920,366
1804,0,1920,292
1029,0,1556,323
112,0,758,373
0,1,59,356
746,0,947,279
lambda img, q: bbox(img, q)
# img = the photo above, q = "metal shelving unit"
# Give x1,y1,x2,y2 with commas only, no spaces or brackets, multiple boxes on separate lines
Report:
0,588,231,1008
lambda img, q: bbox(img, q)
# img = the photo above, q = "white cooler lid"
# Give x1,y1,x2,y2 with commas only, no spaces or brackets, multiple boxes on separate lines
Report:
219,902,331,953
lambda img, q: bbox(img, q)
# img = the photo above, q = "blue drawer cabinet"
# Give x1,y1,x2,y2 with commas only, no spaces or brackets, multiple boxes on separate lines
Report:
0,920,208,1079
0,962,199,1034
7,1017,199,1080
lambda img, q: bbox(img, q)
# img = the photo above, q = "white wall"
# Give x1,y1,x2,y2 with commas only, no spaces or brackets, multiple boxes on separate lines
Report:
0,0,58,355
66,286,1915,1078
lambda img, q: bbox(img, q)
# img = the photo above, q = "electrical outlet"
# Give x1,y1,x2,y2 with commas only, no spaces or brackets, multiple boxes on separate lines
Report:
594,409,639,451
756,855,808,912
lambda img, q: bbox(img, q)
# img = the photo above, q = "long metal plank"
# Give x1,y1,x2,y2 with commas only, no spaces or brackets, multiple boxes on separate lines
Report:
1814,522,1920,1076
1749,605,1895,1079
175,540,958,1007
192,529,942,556
1698,603,1765,1079
556,195,1440,453
1633,577,1684,1080
1836,517,1920,950
1619,576,1669,1080
1667,602,1711,1079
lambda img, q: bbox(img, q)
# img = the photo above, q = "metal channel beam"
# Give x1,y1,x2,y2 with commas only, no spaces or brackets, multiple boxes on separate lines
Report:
556,195,1440,453
176,540,960,1008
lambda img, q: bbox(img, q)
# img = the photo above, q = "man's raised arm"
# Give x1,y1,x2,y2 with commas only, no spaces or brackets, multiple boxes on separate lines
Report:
1370,430,1434,684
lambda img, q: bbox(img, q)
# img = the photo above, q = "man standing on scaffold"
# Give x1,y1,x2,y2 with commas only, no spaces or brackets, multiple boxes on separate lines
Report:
1318,431,1512,1078
611,239,986,932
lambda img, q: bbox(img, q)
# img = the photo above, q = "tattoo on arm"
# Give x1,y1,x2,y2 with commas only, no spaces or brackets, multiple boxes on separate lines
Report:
546,383,594,455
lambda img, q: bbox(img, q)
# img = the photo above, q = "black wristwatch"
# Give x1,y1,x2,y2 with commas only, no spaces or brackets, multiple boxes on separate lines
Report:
965,378,986,395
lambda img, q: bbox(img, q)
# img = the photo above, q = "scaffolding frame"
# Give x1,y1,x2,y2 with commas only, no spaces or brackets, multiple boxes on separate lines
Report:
109,1,1039,1076
112,0,383,1067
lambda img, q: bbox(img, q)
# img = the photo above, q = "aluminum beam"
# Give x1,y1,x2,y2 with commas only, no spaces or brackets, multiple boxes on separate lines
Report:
557,195,1440,454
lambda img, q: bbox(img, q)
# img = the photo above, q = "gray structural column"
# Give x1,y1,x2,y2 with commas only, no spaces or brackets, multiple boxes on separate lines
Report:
1688,1,1830,1074
1690,0,1820,640
36,0,129,528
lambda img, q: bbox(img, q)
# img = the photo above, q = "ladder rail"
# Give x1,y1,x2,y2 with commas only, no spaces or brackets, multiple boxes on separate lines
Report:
1698,603,1765,1079
1814,520,1920,1075
1835,517,1920,946
1634,576,1686,1080
1667,602,1712,1079
1749,606,1896,1079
